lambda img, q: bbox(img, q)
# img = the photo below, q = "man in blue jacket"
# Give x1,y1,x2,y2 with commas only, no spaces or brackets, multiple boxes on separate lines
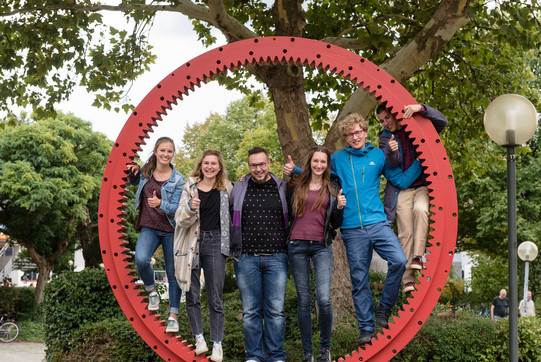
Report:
332,113,423,345
284,113,422,345
377,103,448,294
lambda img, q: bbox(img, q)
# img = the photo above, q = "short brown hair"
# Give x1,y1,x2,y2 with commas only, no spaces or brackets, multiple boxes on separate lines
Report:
339,113,368,137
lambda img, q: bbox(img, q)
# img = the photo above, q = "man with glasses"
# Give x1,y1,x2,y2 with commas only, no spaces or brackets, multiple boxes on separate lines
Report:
377,103,447,294
284,114,423,345
230,147,289,362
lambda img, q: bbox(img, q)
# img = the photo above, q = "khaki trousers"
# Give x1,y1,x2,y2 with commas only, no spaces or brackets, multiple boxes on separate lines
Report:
396,186,429,284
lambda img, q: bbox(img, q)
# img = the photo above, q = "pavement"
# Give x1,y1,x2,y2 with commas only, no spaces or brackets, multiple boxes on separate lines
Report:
0,341,45,362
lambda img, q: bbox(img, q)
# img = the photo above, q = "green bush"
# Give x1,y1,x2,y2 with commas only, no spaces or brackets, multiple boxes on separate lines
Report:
394,312,501,361
64,318,161,362
480,316,541,361
42,269,124,360
0,285,37,319
0,285,19,316
14,286,37,319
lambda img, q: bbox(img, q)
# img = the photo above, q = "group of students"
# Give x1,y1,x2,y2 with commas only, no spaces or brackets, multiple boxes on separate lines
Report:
127,102,448,362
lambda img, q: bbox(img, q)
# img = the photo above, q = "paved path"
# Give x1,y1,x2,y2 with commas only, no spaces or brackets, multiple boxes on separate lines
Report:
0,341,45,362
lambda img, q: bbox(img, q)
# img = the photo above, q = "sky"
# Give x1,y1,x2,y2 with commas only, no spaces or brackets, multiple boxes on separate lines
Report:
57,10,243,159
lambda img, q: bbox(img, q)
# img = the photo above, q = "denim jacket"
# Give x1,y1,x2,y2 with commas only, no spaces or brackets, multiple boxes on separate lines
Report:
129,164,185,229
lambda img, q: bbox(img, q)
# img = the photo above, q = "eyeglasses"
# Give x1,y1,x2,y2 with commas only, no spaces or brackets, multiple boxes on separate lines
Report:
344,130,365,140
248,161,268,170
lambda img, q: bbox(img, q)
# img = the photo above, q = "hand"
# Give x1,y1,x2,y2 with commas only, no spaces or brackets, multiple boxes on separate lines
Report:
283,155,295,176
388,134,399,152
127,163,140,176
190,189,200,211
147,191,161,208
337,189,346,209
403,104,423,119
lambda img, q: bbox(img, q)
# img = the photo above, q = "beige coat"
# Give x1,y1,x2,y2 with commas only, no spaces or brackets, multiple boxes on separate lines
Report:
173,177,231,292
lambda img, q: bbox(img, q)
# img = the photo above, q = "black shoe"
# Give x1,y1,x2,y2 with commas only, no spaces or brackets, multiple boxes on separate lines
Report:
316,349,331,362
301,354,314,362
358,330,373,345
375,302,392,329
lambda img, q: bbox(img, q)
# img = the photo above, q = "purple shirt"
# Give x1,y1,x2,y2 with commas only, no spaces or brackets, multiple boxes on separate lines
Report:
135,177,174,233
289,190,329,242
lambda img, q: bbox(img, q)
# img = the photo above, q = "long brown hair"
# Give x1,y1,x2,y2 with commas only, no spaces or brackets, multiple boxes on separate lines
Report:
291,146,336,217
190,150,228,190
142,137,175,179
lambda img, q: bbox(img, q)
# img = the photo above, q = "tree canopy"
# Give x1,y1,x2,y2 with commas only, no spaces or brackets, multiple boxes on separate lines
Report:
174,96,283,180
0,113,111,302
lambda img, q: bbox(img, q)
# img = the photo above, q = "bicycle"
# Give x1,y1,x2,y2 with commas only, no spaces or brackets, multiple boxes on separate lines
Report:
0,314,20,343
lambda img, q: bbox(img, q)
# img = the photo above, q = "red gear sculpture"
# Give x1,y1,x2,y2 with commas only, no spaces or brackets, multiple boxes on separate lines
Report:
98,36,458,362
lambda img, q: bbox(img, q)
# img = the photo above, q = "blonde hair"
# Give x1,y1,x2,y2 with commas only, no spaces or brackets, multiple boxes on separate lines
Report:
190,150,228,190
339,113,368,137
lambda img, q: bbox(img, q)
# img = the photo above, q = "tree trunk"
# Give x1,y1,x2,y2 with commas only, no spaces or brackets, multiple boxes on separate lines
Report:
330,232,356,325
254,63,317,163
26,245,55,304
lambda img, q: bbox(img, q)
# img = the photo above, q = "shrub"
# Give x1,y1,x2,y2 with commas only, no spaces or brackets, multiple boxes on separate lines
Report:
42,269,124,360
14,286,37,319
480,316,541,361
64,318,161,362
0,285,19,316
394,312,502,361
0,285,37,319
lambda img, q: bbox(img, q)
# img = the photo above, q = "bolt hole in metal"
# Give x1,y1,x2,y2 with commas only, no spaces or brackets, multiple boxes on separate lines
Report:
98,37,457,361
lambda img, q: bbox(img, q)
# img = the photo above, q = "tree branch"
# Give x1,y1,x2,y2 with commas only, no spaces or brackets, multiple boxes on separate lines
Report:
0,1,209,20
318,36,370,50
205,0,257,41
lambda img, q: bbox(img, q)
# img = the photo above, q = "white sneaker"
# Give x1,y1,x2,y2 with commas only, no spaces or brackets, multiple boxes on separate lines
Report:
148,292,160,311
195,338,208,355
210,344,223,362
165,317,179,333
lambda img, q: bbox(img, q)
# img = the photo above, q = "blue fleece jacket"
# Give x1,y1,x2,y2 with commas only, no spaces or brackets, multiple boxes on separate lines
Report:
331,143,422,229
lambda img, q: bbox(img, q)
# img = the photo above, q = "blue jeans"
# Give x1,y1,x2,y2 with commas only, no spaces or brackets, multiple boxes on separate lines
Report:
134,227,181,315
288,240,333,356
186,231,227,342
341,221,407,332
234,253,288,362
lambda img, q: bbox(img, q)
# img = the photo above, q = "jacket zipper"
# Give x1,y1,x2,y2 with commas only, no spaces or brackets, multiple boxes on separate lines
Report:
349,154,363,228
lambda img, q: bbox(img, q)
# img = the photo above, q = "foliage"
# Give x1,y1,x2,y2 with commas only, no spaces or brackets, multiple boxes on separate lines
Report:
0,285,36,320
63,318,161,362
480,316,541,361
394,312,502,361
469,253,508,305
0,112,112,301
0,4,155,117
0,285,18,317
42,269,124,360
174,95,283,181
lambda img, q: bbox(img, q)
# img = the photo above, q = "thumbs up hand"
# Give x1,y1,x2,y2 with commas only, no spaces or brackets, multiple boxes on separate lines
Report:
283,155,296,176
337,189,346,210
388,134,399,152
148,191,161,208
190,188,201,211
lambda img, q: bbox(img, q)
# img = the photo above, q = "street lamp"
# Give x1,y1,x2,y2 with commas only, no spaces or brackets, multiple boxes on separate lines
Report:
484,94,538,362
518,241,538,317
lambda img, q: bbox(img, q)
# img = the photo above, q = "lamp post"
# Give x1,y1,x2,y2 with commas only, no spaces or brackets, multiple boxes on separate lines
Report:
517,241,538,317
484,94,538,362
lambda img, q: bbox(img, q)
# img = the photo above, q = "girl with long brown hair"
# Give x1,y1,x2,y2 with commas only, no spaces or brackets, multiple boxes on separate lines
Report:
127,136,185,334
286,146,346,362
